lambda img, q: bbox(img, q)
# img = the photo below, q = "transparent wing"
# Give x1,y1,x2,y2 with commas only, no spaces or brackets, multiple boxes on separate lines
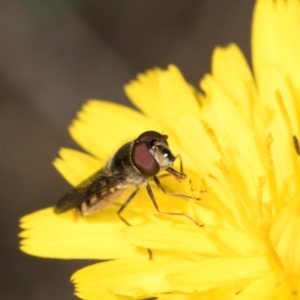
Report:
54,171,126,214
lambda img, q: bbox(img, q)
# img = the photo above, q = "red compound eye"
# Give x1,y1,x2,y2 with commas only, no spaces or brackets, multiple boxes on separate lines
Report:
132,141,159,176
131,131,166,176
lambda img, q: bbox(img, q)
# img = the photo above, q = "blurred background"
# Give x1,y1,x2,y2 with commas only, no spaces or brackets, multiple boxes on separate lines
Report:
0,0,253,299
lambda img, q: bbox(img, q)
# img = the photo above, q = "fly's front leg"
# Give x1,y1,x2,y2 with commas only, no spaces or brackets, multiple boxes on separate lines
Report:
146,182,203,227
166,154,187,180
156,173,171,180
177,154,184,173
153,176,201,201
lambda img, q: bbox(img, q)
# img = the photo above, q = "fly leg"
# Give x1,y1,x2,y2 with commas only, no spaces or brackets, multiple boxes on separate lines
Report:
117,188,140,226
165,155,207,196
165,154,187,180
148,179,203,227
153,176,201,201
177,153,184,173
117,187,153,259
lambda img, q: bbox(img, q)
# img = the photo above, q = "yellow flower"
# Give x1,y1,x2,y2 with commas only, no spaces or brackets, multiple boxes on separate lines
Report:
19,0,300,299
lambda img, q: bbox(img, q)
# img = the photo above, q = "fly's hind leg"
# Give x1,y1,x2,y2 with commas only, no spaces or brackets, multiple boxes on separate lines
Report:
117,187,153,259
117,188,140,226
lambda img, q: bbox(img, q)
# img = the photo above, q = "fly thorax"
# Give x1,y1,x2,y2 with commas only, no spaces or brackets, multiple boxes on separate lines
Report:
125,169,146,185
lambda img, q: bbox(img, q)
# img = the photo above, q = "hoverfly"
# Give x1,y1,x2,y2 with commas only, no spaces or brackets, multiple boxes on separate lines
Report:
54,131,200,225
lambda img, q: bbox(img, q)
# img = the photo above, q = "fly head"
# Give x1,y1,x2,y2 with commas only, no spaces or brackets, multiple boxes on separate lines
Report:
132,131,176,177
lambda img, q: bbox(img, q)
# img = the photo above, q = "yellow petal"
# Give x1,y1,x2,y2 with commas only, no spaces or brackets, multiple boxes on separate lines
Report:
53,148,103,186
256,67,298,135
252,0,300,93
234,277,288,300
271,203,300,277
125,65,202,126
168,112,220,176
211,44,255,122
69,100,160,159
72,258,189,299
200,74,265,196
71,257,273,298
256,67,299,195
252,0,279,79
168,256,271,293
20,207,147,259
126,223,258,256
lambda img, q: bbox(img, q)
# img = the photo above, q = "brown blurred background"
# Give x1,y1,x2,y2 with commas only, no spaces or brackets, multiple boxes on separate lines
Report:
0,0,253,299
